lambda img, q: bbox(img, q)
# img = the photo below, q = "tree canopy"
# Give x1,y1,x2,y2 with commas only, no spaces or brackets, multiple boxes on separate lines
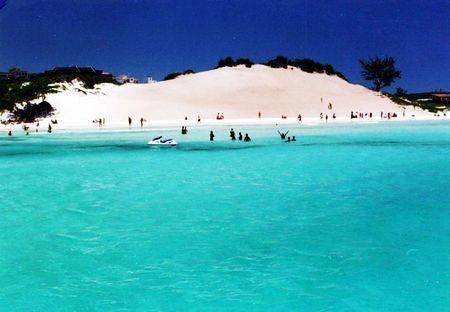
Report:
359,56,401,91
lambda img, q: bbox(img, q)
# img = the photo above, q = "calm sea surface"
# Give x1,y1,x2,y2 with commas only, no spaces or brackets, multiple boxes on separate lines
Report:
0,121,449,311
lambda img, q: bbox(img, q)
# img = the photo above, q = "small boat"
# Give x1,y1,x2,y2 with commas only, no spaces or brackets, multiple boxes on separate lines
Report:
147,136,178,146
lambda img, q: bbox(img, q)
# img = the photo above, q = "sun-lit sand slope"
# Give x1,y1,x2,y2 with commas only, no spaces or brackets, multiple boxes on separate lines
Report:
45,64,425,126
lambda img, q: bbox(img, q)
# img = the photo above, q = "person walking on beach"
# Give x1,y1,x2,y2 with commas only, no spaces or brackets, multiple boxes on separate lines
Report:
210,130,215,141
230,128,236,140
320,113,323,120
298,114,302,122
48,124,52,133
140,117,144,128
128,117,132,127
326,115,329,122
238,132,243,141
99,118,102,127
258,111,261,118
244,133,251,142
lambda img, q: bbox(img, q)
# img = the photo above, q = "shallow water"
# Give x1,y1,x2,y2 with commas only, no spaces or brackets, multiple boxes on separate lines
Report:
1,121,449,311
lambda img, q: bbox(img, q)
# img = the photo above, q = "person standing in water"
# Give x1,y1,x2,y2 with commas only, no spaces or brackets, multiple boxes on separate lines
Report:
230,128,236,140
238,132,243,141
210,130,215,141
244,133,251,142
277,130,289,140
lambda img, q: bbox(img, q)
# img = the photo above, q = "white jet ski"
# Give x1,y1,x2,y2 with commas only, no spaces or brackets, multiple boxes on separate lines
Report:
147,136,178,146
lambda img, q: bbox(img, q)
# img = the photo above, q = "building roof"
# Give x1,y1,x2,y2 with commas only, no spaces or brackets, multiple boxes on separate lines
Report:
432,93,450,98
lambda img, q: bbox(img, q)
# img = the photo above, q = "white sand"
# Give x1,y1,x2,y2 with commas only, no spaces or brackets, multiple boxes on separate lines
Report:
1,65,445,131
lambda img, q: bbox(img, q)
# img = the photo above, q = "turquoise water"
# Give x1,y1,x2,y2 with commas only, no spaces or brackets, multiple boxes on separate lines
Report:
1,121,449,311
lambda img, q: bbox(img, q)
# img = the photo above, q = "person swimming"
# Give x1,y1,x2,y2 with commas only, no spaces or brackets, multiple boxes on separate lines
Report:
244,133,251,142
230,128,236,140
277,130,289,140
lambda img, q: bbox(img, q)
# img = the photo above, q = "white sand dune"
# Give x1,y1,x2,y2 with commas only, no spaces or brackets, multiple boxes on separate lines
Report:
10,64,437,130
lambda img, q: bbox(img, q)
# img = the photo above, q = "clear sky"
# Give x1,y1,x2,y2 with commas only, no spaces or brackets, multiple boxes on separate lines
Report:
0,0,448,92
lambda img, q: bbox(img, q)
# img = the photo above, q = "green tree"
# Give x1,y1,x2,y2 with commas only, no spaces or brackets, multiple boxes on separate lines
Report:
359,56,401,91
395,87,407,97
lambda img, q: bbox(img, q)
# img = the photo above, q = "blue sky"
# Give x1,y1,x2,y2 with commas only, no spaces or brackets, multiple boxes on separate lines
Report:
0,0,449,92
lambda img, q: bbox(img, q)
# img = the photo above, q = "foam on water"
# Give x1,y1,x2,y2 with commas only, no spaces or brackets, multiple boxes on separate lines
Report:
0,121,449,310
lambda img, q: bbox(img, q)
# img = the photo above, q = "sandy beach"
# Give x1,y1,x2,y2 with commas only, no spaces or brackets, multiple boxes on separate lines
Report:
1,65,446,133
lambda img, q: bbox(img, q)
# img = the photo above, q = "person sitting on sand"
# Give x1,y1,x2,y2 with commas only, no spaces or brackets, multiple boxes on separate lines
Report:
277,130,289,140
230,128,236,140
197,115,201,123
210,130,215,141
244,133,251,142
238,132,243,141
292,136,296,141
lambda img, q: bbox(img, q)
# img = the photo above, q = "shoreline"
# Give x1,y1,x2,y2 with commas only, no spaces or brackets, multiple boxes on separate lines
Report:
1,115,449,134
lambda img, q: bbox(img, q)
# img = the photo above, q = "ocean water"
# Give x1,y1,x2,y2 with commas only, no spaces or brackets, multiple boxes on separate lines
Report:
0,121,449,311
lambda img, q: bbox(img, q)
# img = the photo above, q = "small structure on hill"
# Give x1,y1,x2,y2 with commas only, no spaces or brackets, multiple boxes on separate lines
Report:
118,74,139,84
0,67,33,81
45,66,114,82
431,93,450,103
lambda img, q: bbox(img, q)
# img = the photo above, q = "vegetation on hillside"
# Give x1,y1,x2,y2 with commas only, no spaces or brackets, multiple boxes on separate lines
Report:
0,70,118,123
214,56,347,80
384,91,449,113
163,69,195,81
